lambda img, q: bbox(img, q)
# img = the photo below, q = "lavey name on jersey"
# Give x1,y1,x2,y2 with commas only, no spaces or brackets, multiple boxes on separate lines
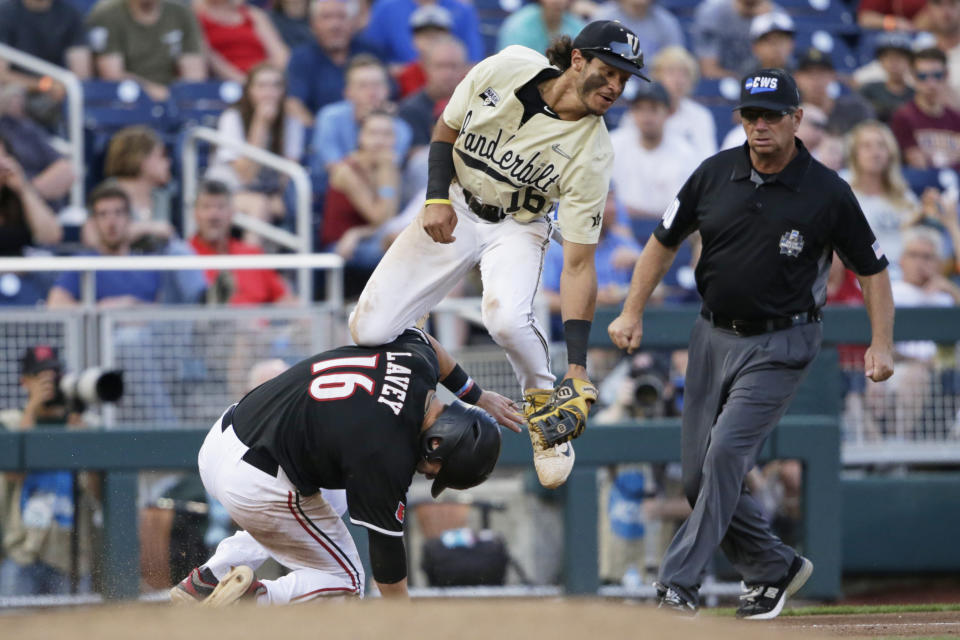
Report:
377,352,414,416
458,109,562,194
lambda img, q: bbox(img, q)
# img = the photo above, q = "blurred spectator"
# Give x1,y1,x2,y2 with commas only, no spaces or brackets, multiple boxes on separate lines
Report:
883,226,960,437
858,0,927,32
593,0,684,64
86,0,207,101
0,346,96,597
48,183,164,308
208,63,305,238
0,85,75,205
398,35,467,149
195,0,290,83
247,358,288,390
692,0,783,79
748,11,794,73
361,0,484,64
311,55,412,176
497,0,585,54
844,120,919,276
795,48,875,134
0,0,91,128
0,135,62,253
102,126,207,304
891,47,960,169
610,82,700,227
542,190,642,335
285,0,378,126
396,4,455,98
859,33,915,123
925,0,960,100
103,126,175,237
320,111,401,295
270,0,313,49
651,47,716,161
188,179,295,305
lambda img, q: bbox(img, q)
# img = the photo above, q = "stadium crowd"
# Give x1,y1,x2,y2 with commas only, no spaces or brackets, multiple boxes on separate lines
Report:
3,0,960,598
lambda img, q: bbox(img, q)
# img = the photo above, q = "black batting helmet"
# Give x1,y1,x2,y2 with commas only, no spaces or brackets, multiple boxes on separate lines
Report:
421,402,501,498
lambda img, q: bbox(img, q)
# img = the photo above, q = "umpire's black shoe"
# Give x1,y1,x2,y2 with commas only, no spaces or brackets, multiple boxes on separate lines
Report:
736,555,814,620
654,582,698,616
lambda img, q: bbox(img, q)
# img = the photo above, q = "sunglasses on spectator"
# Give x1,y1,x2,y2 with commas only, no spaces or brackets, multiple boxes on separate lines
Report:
916,70,946,81
739,108,794,123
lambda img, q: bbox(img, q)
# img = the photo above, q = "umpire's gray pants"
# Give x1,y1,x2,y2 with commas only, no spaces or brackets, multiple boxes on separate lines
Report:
658,316,822,605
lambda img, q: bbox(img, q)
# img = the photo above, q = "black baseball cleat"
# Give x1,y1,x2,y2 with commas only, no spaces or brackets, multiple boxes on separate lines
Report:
736,555,814,620
654,582,698,616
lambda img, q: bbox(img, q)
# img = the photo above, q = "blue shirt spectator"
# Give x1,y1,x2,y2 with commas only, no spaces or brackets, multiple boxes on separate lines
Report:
52,251,162,303
311,100,413,173
361,0,484,63
285,0,379,125
497,0,584,54
593,0,685,63
287,38,380,121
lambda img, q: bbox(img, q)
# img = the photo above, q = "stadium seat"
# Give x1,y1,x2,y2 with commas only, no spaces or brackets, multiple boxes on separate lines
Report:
168,81,242,129
793,30,860,72
902,167,960,197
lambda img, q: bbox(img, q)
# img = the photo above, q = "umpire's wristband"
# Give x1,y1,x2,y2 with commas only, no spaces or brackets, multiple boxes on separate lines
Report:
426,140,455,200
564,319,591,368
442,364,483,404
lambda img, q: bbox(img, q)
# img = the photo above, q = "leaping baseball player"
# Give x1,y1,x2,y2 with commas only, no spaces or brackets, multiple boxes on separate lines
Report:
349,21,650,489
170,328,520,605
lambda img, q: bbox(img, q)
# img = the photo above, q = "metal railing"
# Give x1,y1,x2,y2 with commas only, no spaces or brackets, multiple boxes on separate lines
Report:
0,43,84,210
0,253,342,308
180,126,314,297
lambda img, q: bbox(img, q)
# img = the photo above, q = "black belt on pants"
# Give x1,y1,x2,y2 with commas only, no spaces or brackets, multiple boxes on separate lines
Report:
220,404,280,477
699,307,822,337
461,188,506,223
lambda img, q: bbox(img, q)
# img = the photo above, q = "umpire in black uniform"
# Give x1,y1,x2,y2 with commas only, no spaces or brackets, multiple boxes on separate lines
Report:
608,68,895,619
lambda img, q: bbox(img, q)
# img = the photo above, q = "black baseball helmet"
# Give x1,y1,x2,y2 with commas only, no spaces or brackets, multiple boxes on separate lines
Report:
421,402,502,498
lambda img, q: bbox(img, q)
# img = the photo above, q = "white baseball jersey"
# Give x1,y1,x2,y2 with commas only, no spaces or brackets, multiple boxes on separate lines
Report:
442,45,614,245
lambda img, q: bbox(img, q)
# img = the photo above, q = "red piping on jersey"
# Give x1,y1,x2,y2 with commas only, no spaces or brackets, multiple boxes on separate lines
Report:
290,586,357,602
286,492,359,593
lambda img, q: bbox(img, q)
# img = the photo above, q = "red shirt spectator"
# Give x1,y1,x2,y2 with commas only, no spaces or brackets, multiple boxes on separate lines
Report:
198,7,268,73
189,180,293,305
190,235,290,305
890,47,960,170
195,0,289,82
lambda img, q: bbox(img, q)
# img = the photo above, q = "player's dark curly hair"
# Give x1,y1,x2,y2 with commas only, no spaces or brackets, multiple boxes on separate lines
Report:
545,35,595,71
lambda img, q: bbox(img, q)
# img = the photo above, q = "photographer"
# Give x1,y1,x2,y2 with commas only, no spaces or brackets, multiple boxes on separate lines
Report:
0,346,97,596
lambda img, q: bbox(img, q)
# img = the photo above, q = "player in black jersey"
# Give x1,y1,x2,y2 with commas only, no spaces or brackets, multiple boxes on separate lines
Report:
170,328,522,605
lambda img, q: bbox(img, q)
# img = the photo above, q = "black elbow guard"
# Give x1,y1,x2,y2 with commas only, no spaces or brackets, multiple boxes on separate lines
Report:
368,530,407,584
426,141,455,201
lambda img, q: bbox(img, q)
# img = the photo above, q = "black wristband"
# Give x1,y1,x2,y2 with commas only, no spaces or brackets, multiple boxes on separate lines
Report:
564,319,591,368
441,363,484,404
426,141,455,200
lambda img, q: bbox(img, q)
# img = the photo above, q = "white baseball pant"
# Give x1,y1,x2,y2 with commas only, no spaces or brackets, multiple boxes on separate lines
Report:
349,184,554,391
197,408,364,603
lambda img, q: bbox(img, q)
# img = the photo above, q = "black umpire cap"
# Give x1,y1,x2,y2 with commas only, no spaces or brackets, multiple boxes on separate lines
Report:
735,68,800,112
574,20,650,81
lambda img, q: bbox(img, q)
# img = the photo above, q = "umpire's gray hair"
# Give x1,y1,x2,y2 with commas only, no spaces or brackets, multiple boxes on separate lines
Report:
902,225,944,259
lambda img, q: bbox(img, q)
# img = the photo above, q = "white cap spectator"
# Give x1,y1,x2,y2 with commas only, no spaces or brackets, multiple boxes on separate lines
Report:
409,4,454,32
749,11,794,42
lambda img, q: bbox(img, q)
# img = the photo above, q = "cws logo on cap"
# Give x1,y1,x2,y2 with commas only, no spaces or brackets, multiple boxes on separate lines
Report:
735,68,800,111
745,75,779,94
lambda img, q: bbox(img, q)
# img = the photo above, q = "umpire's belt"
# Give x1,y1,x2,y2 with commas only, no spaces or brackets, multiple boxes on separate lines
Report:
220,403,280,477
461,188,506,223
699,307,822,337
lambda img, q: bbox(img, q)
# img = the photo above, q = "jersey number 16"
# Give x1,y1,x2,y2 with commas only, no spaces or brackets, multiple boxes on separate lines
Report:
308,355,379,402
